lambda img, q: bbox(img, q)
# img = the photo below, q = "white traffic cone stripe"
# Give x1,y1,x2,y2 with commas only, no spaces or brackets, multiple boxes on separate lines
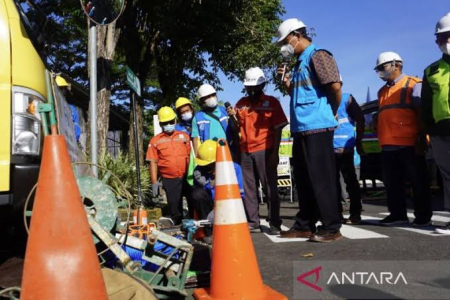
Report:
215,161,238,186
214,199,248,225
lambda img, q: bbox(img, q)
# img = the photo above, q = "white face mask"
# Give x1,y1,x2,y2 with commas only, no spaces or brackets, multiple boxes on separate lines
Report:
280,44,294,59
181,111,193,122
163,124,175,133
439,43,450,55
204,96,218,108
281,37,299,57
376,63,394,81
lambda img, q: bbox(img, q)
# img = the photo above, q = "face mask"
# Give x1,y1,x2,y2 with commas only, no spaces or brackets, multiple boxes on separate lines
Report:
280,44,294,59
282,37,300,56
204,96,218,108
439,43,450,55
377,63,394,81
163,124,175,133
181,111,193,122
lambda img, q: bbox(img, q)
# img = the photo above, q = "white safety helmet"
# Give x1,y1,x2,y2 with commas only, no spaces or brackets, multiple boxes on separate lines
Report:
436,12,450,35
197,84,216,99
275,18,307,45
374,52,403,69
244,67,266,86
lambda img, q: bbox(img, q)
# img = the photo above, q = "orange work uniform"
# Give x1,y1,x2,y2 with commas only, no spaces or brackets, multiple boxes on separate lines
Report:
146,131,190,178
235,94,288,153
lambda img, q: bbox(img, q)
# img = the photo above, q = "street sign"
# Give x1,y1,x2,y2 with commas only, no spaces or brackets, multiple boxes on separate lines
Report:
126,66,141,97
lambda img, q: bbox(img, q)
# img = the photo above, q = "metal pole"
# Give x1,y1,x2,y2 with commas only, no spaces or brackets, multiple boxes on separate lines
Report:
131,91,143,207
89,23,98,177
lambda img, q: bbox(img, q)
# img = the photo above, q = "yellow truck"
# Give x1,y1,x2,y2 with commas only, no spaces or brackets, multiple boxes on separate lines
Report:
0,0,48,257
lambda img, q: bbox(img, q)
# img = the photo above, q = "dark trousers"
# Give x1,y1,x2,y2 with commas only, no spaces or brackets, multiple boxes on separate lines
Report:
335,151,362,217
430,136,450,211
241,149,281,228
161,177,192,225
381,147,432,221
292,131,342,232
191,186,213,236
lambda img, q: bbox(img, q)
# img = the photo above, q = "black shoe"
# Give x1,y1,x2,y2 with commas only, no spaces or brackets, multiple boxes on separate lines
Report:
379,215,409,226
344,215,362,225
248,225,261,233
265,225,281,236
309,230,342,243
412,218,432,227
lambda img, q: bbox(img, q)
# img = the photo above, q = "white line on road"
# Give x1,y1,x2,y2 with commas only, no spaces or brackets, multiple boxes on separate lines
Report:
376,213,450,236
260,219,388,243
379,212,450,224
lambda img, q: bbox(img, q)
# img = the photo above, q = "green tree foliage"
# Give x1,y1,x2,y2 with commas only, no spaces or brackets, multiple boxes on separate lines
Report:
32,0,284,150
118,0,284,107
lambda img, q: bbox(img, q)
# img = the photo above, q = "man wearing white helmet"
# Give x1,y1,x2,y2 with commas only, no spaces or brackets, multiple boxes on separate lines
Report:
191,84,232,155
374,51,432,226
227,67,288,235
275,18,343,242
422,13,450,234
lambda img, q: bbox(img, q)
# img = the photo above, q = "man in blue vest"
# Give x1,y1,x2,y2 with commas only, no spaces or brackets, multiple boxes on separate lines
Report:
275,18,343,242
191,84,232,155
422,13,450,234
334,93,365,225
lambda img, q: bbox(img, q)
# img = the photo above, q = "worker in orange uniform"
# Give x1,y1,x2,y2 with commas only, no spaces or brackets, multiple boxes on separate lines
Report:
146,107,191,225
375,52,432,226
227,67,288,235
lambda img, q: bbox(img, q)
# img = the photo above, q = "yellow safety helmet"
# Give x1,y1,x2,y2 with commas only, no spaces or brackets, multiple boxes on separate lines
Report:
157,106,176,123
55,75,69,87
195,140,217,166
175,97,192,110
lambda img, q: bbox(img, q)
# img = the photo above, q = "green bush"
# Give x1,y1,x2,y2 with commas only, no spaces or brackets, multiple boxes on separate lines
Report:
98,151,151,208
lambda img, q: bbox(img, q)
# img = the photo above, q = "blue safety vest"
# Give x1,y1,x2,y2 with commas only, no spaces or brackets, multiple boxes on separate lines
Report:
175,121,192,136
195,106,230,142
291,44,338,132
333,93,356,149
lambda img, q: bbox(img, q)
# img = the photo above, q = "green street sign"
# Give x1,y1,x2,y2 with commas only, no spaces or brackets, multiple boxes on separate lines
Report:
126,66,141,97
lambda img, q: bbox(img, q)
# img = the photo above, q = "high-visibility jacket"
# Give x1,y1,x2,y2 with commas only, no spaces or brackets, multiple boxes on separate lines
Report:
290,44,338,132
424,58,450,124
194,106,230,142
377,75,420,147
334,93,356,149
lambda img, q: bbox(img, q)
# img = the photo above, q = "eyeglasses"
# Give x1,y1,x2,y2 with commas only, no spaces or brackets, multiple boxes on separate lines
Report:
160,120,175,126
436,33,450,44
283,33,295,45
375,64,388,72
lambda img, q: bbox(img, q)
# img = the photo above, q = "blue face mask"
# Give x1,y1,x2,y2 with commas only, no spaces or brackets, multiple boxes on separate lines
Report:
163,124,175,133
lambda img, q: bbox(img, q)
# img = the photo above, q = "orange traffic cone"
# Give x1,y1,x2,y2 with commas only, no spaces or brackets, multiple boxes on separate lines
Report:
21,135,108,300
193,210,206,241
194,140,287,300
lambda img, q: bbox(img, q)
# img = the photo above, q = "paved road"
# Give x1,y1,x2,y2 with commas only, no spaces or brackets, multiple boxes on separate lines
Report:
252,192,450,299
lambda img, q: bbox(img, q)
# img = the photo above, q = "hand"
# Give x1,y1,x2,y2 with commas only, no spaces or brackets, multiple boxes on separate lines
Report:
152,182,160,198
356,142,365,156
277,64,290,85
